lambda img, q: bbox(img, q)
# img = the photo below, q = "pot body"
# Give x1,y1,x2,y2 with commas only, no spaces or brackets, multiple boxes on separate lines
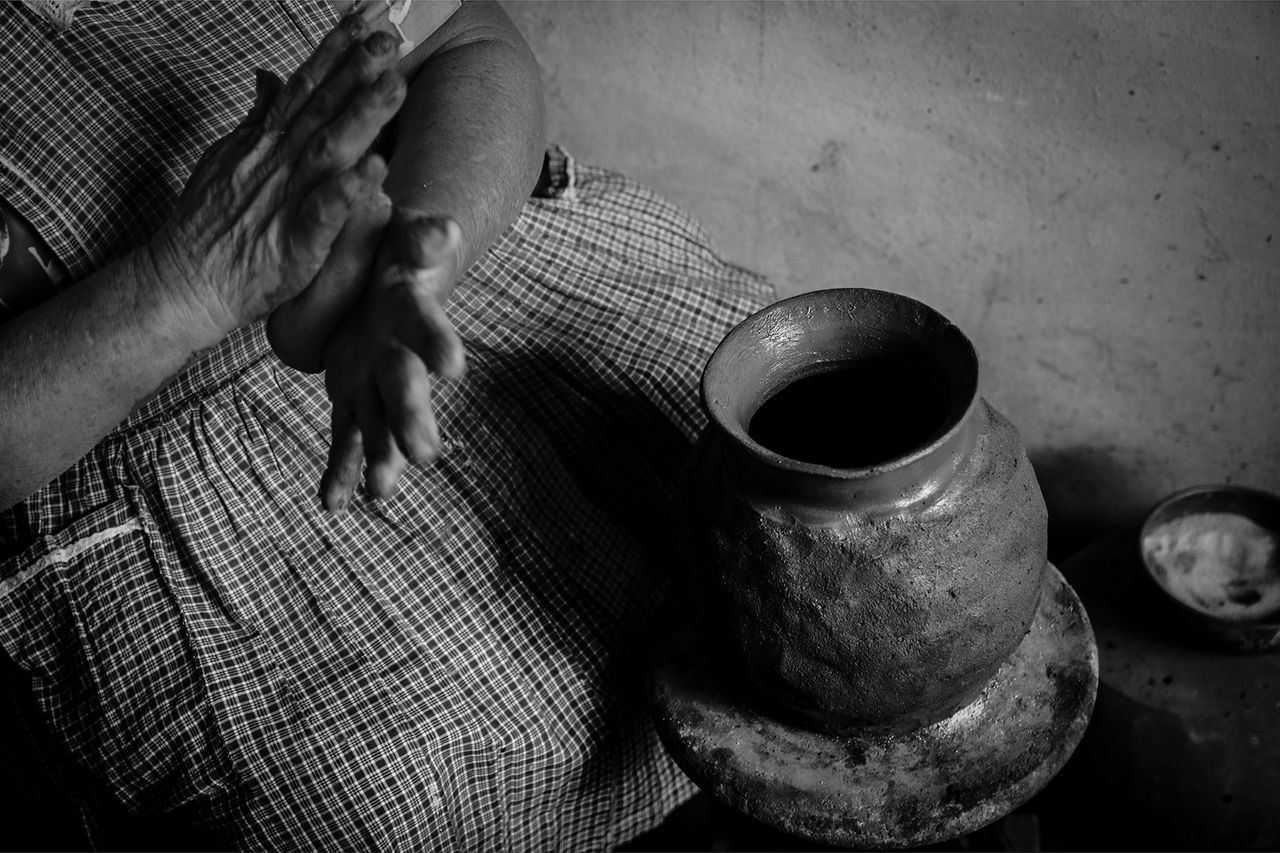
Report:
691,288,1047,732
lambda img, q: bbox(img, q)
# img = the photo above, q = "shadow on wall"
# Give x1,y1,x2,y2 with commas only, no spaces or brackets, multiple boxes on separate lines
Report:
1031,446,1150,563
510,0,1280,552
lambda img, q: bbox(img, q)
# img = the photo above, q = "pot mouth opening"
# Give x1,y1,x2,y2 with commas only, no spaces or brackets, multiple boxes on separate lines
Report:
702,288,979,480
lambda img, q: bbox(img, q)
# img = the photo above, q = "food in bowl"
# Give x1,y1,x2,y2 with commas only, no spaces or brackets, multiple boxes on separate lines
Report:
1142,511,1280,623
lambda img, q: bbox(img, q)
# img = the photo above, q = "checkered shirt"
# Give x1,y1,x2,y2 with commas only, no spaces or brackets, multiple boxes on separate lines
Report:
0,1,775,849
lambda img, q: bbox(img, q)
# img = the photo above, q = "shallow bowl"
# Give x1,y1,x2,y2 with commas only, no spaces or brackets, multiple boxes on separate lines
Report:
1138,484,1280,652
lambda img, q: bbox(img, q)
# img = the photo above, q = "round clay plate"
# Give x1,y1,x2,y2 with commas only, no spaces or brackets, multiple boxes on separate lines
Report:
650,564,1098,849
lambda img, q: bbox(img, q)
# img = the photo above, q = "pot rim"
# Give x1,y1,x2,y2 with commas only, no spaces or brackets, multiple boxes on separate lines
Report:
701,287,981,481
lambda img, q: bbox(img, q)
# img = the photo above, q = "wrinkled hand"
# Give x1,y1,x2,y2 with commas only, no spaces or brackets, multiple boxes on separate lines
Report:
318,210,467,512
265,189,394,373
146,16,407,340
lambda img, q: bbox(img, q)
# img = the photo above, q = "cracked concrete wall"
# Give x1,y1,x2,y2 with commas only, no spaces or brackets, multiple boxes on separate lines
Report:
506,1,1280,554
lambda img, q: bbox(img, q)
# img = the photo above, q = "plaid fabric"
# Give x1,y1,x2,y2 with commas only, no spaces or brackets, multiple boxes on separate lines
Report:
0,2,775,850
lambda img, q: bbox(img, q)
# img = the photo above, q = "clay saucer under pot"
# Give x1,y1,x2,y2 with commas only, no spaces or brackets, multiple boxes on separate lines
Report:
650,289,1098,849
651,565,1096,849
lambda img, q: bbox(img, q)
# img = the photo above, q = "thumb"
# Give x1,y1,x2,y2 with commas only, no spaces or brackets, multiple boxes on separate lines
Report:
390,211,462,278
243,69,285,128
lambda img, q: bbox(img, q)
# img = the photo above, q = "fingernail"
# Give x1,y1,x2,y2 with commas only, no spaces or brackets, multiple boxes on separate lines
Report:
449,348,467,378
424,422,441,455
368,32,396,56
360,153,387,179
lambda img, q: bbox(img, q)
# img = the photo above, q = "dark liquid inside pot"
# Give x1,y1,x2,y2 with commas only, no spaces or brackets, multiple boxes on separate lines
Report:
747,354,954,468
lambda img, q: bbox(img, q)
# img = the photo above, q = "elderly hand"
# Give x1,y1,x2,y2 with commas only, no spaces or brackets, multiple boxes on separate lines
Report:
264,188,394,373
317,209,467,512
144,15,407,340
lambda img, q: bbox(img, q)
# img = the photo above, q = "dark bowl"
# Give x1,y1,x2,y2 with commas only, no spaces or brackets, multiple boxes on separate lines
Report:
1138,484,1280,653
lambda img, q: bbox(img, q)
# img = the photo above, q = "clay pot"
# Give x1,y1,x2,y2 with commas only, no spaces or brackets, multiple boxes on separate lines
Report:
689,288,1047,732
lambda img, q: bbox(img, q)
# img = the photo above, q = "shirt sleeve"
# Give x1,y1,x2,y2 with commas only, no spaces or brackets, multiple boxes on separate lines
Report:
328,0,462,58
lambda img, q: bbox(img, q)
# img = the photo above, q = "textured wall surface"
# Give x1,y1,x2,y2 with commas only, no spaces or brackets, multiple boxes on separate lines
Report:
506,1,1280,554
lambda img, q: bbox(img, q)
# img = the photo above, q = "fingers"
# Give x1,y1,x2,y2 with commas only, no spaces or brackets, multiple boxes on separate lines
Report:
320,407,364,513
278,154,388,298
265,14,370,132
356,384,409,500
238,20,401,206
403,282,467,380
222,70,288,193
319,347,441,513
352,344,446,504
392,212,463,277
243,69,286,130
382,214,467,379
376,344,441,464
267,192,393,373
290,63,406,196
282,30,404,173
312,206,468,512
235,16,370,193
185,67,284,201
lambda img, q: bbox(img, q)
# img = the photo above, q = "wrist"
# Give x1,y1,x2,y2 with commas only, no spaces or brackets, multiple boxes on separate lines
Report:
133,238,232,351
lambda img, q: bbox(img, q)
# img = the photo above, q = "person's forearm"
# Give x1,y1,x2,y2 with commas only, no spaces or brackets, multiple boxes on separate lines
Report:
1,19,407,512
265,2,545,372
384,1,546,275
0,251,222,511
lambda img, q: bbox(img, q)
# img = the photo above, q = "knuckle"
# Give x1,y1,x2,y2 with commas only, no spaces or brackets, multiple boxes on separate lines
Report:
300,87,337,127
375,352,414,391
229,153,261,193
297,68,319,93
339,13,368,40
301,194,346,231
377,70,406,104
312,85,339,114
350,87,380,120
336,168,367,200
285,231,326,267
262,103,287,131
285,68,317,103
307,127,337,164
350,40,381,79
386,343,418,374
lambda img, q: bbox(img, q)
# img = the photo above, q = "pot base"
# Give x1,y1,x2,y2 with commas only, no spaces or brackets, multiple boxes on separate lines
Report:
650,564,1098,849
